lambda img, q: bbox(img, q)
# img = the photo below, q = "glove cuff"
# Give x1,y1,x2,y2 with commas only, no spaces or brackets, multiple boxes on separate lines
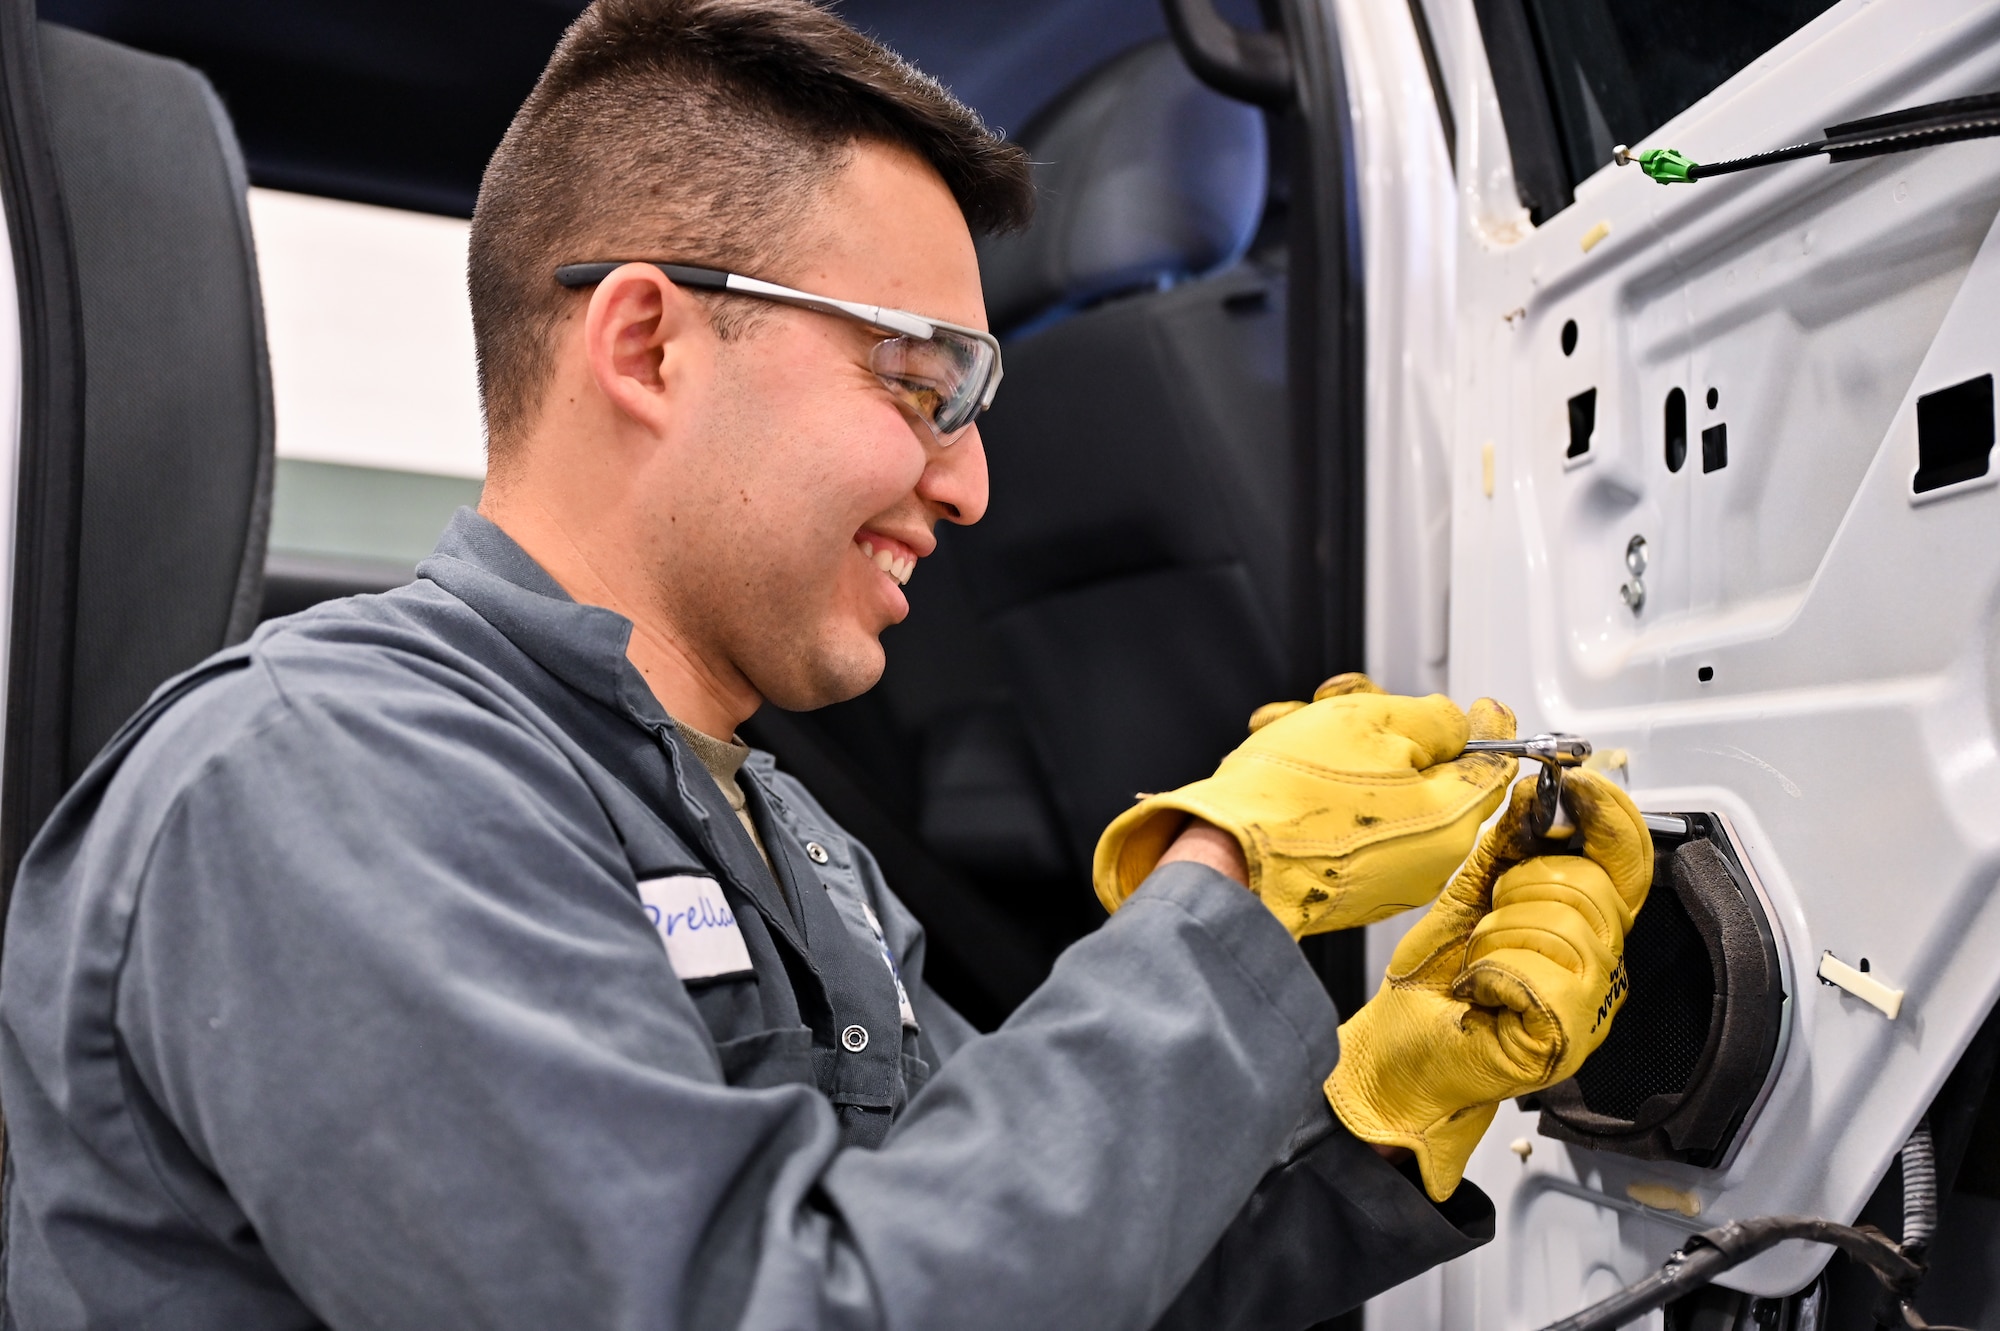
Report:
1325,1011,1499,1204
1092,785,1251,914
1407,1102,1496,1203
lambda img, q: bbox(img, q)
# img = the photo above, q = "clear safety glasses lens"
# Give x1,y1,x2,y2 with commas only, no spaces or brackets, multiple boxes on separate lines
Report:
869,329,996,442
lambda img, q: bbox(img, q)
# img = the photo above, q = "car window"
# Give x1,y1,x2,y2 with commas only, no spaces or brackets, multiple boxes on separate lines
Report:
1482,0,1843,216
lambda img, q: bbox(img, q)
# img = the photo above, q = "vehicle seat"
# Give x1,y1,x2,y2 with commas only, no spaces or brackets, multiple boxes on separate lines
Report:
929,39,1288,882
27,25,273,795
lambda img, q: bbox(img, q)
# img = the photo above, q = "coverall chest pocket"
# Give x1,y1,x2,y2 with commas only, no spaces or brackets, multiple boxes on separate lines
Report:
671,894,813,1089
626,844,817,1089
714,1024,816,1089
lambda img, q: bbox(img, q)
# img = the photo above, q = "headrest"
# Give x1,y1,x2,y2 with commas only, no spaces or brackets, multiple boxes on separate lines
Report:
978,41,1268,337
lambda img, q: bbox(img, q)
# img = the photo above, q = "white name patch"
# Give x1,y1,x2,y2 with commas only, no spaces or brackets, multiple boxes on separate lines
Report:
638,875,753,982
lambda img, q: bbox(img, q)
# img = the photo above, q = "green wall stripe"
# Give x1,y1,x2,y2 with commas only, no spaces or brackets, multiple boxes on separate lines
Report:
270,458,484,567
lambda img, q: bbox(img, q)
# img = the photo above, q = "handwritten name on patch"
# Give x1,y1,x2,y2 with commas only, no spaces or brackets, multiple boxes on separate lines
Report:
638,875,753,982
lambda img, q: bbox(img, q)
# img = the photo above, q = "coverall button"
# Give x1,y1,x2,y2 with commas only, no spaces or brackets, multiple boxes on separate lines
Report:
805,841,830,864
841,1024,869,1053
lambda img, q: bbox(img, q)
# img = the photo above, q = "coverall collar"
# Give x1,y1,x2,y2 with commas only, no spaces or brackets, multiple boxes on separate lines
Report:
416,506,817,953
417,506,667,727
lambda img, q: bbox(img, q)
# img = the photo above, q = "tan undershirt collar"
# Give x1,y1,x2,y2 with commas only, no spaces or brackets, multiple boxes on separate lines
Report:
674,721,774,875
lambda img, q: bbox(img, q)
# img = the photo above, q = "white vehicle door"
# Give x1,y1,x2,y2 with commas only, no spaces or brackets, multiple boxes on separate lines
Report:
1339,0,2000,1325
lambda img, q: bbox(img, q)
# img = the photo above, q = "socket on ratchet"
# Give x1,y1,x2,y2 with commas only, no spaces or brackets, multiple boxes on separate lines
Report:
1460,734,1593,840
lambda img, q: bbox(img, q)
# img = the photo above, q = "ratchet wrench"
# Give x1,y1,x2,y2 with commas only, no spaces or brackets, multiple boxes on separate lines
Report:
1460,734,1593,840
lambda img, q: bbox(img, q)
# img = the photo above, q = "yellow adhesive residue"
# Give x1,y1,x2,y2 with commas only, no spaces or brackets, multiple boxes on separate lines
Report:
1581,220,1612,253
1481,442,1496,497
1627,1182,1701,1217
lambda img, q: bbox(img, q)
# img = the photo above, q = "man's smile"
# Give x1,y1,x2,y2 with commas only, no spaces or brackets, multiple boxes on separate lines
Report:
854,529,924,587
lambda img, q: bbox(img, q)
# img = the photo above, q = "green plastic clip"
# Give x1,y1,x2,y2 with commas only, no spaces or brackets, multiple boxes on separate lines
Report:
1636,148,1697,184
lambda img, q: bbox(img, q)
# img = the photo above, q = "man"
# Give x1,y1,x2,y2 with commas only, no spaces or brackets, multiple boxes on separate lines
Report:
0,2,1651,1327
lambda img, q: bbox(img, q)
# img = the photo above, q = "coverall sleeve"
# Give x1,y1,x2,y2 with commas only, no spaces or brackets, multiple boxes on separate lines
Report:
1151,1102,1495,1329
110,681,1444,1331
899,933,1489,1330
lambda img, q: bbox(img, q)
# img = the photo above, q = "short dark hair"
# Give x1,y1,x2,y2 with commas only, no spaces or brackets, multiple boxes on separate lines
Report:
468,0,1033,455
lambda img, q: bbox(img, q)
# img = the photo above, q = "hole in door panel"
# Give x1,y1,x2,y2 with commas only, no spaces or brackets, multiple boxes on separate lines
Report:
1913,373,1994,494
1568,388,1598,458
1701,422,1728,472
1533,814,1786,1166
1664,387,1687,471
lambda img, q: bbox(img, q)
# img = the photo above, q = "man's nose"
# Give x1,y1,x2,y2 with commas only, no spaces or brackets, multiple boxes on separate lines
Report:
919,424,988,525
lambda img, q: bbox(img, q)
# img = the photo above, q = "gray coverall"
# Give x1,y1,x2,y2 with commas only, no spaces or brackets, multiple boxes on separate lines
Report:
0,509,1492,1329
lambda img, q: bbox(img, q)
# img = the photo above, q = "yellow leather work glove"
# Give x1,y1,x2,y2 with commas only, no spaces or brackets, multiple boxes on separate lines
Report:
1092,674,1519,939
1325,769,1653,1200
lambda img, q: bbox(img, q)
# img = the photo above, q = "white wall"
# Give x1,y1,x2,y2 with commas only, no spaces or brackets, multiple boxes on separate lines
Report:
249,188,486,480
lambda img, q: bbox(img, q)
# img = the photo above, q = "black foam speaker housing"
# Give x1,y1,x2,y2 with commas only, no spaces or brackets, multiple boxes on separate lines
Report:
1531,814,1787,1166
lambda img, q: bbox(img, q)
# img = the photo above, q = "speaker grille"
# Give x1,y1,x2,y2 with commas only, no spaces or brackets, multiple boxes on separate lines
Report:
1572,879,1714,1121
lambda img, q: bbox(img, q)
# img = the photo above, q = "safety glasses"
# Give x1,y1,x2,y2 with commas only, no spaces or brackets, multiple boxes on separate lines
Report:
554,261,1003,443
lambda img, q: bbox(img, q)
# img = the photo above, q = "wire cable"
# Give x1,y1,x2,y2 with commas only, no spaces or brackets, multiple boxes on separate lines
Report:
1613,90,2000,185
1900,1117,1938,1256
1536,1216,1919,1331
1535,1121,1968,1331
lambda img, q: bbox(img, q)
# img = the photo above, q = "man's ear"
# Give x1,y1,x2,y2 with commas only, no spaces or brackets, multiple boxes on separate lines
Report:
582,263,710,435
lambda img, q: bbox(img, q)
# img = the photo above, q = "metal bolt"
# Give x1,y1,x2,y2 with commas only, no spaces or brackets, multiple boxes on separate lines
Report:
1621,579,1647,614
840,1024,869,1053
1626,534,1648,576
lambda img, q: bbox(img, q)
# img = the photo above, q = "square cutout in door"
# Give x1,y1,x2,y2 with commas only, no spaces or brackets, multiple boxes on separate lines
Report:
1701,423,1728,473
1567,389,1597,459
1913,374,1994,494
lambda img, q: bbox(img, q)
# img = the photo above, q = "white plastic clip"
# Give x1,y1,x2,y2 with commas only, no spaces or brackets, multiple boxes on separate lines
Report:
1819,952,1904,1020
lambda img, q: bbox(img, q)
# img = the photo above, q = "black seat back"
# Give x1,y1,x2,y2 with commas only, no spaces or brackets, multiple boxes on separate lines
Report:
41,25,273,776
1,18,272,880
944,265,1289,874
941,37,1287,876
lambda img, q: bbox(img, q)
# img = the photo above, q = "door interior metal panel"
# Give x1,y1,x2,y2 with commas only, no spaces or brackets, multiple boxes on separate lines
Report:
1368,0,2000,1322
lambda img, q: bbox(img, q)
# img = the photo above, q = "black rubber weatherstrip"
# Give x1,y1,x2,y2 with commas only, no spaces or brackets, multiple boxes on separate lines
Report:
1675,90,2000,181
1405,0,1457,173
1269,0,1373,1036
1468,0,1571,222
